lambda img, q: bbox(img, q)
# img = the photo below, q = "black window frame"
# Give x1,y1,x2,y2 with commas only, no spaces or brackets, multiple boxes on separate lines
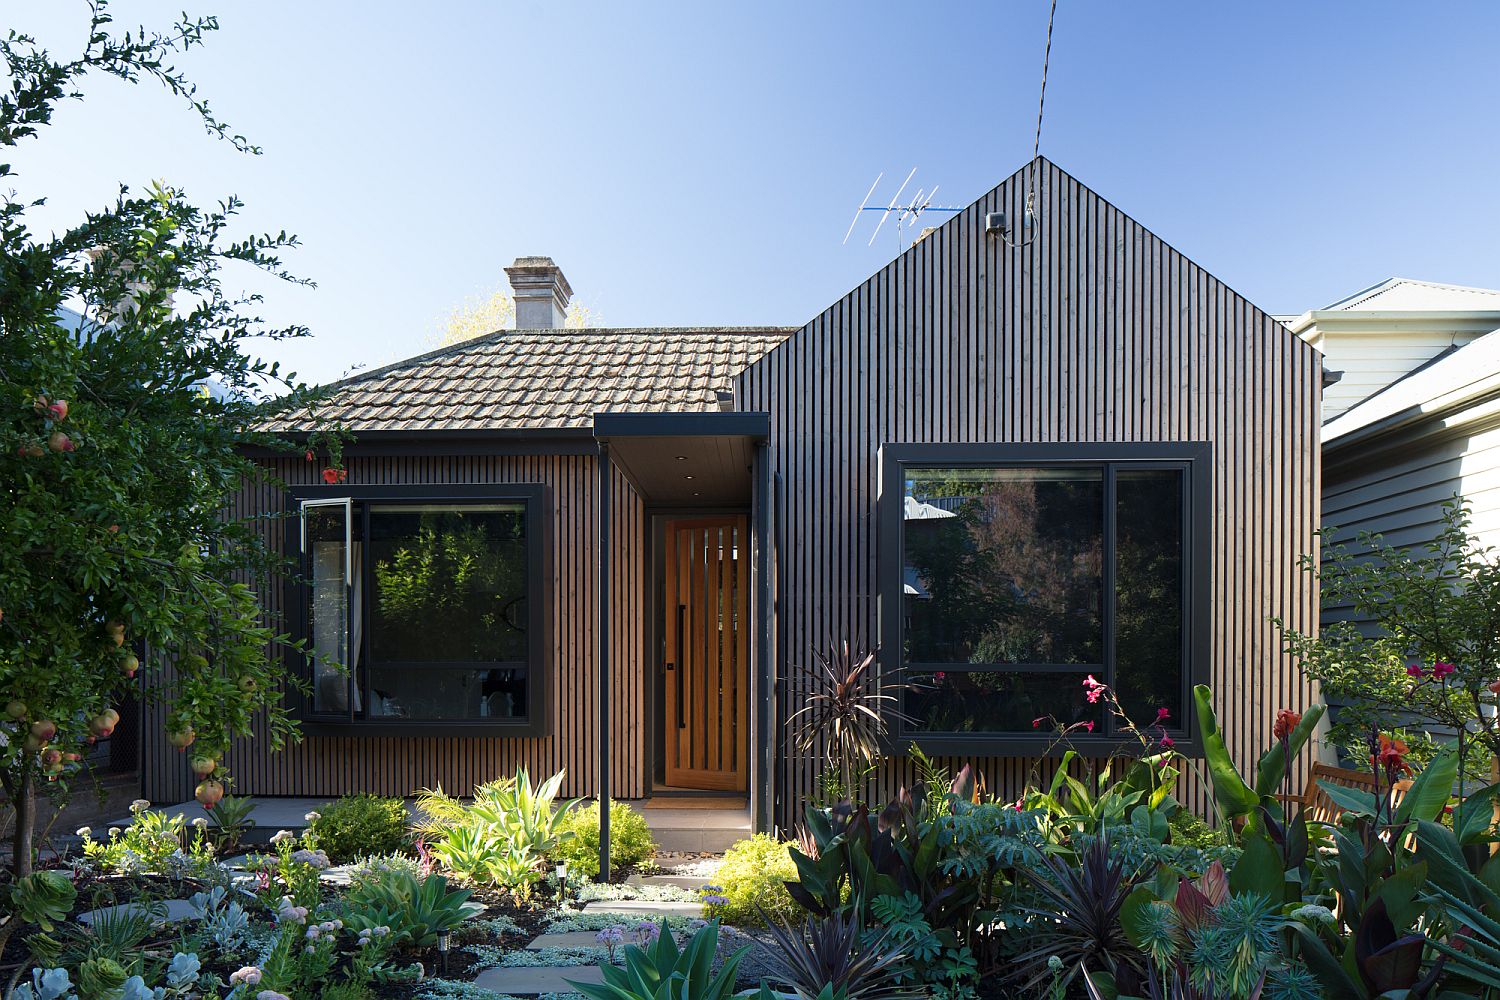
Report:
284,483,550,738
878,442,1212,756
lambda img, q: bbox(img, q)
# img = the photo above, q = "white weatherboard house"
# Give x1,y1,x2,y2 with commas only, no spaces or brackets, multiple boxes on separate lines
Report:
1294,279,1500,591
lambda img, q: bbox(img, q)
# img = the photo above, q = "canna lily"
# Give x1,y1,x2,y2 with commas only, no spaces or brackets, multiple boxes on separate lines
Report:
1432,660,1456,680
1371,733,1412,776
1273,709,1302,740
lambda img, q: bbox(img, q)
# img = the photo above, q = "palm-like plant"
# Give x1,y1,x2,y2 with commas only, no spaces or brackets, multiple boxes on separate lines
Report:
762,910,921,1000
788,642,913,800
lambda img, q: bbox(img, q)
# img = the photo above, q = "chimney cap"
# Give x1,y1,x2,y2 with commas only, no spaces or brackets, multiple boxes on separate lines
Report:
504,256,573,329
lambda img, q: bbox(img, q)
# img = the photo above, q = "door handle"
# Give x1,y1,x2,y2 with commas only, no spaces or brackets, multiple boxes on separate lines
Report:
674,604,686,729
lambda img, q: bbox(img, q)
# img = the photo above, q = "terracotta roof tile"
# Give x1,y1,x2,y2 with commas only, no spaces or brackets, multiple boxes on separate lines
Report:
261,327,793,432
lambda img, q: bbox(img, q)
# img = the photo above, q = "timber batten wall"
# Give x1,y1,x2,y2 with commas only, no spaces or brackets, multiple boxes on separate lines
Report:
142,452,646,804
735,158,1321,823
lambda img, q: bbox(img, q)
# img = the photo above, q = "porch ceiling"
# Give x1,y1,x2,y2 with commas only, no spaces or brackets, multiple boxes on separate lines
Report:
593,411,768,504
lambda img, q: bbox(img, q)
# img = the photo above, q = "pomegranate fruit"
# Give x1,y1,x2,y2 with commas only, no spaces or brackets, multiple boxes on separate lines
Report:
190,756,217,777
47,399,68,420
4,700,25,720
167,726,196,750
120,653,139,678
106,622,126,647
47,430,74,452
195,778,224,809
30,719,56,742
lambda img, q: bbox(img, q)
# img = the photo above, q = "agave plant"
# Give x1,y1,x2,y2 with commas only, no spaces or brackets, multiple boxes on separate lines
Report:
762,910,920,1000
788,642,913,801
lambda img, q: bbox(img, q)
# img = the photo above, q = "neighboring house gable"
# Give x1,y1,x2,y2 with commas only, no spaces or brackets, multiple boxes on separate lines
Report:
1284,277,1500,422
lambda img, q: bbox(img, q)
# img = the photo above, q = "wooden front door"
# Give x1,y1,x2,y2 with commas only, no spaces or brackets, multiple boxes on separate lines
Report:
663,517,749,791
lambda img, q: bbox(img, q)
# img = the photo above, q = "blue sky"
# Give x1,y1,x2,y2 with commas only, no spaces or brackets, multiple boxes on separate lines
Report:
10,2,1500,386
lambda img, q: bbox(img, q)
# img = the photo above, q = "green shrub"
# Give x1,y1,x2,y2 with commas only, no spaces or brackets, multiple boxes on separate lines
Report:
1168,808,1228,851
552,800,656,878
415,769,580,897
309,793,409,861
703,833,800,927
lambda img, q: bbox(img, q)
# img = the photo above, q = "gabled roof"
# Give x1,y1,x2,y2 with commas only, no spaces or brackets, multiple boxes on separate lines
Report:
263,327,793,432
1324,322,1500,446
1318,277,1500,314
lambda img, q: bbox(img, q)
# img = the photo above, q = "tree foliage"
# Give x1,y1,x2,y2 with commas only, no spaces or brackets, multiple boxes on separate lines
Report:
1278,498,1500,777
0,2,327,875
435,288,595,346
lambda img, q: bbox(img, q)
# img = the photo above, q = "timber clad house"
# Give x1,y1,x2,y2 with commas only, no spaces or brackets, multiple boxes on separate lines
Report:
141,158,1322,830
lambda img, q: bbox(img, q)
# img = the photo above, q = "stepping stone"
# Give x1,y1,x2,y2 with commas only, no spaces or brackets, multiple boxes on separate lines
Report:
627,873,715,891
526,931,613,950
583,899,703,917
470,965,606,994
527,930,681,950
78,898,203,925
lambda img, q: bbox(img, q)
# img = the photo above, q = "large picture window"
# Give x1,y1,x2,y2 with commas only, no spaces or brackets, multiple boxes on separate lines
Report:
880,444,1209,751
291,485,547,735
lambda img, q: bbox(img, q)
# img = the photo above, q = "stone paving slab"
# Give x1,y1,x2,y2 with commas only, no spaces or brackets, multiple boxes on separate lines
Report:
525,931,613,950
470,964,606,994
78,898,203,925
582,899,704,917
527,930,682,950
626,873,714,891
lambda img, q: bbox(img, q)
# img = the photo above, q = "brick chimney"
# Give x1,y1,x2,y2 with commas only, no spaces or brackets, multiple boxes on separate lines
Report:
504,256,573,329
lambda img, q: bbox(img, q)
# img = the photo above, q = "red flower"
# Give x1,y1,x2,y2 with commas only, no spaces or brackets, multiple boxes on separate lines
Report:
1155,707,1170,723
1032,716,1048,729
933,671,946,682
321,467,346,484
1082,720,1095,733
1406,663,1425,678
1273,709,1302,740
1432,660,1456,680
1082,674,1106,704
305,450,316,463
1160,734,1175,749
1371,733,1412,776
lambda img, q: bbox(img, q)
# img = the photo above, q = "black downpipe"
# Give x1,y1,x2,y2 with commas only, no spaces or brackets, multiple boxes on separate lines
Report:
597,443,612,881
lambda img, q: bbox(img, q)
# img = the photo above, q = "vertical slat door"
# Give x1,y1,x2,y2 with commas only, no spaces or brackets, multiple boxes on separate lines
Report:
664,517,748,791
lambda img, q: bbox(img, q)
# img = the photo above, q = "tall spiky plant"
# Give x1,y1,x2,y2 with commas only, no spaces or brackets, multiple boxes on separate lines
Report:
787,642,913,802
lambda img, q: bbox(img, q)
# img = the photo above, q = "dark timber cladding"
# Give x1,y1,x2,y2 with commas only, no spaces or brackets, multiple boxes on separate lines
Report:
734,158,1321,824
140,449,648,804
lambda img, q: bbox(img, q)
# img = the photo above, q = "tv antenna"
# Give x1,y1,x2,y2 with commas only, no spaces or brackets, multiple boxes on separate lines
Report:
841,168,964,248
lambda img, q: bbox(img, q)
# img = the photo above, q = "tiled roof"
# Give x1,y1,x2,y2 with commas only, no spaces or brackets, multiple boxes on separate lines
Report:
262,328,794,432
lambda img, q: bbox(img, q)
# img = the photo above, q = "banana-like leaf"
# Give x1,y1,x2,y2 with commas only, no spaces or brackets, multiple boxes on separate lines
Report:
1287,922,1364,1000
1314,780,1380,819
1393,744,1458,826
1228,828,1284,901
1457,782,1500,846
1193,685,1260,819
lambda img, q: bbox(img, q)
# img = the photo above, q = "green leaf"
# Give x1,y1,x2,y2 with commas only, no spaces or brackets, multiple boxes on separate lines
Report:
1393,743,1458,825
1287,922,1364,1000
1315,780,1380,819
1193,685,1259,819
1228,829,1284,901
1457,783,1500,846
1119,886,1158,950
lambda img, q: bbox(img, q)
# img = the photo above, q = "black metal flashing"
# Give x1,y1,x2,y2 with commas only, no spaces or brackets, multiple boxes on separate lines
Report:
592,411,771,441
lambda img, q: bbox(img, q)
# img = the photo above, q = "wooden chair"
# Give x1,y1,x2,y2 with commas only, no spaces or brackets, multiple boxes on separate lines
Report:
1279,762,1414,844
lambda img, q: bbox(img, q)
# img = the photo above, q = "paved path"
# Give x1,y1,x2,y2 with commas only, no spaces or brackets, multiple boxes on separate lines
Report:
469,964,606,994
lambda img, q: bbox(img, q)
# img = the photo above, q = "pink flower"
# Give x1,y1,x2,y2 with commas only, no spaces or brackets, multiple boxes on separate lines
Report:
1082,720,1095,733
1032,716,1047,729
1160,735,1175,749
1155,707,1170,723
1082,675,1106,704
933,671,946,682
1407,664,1425,678
1433,661,1456,680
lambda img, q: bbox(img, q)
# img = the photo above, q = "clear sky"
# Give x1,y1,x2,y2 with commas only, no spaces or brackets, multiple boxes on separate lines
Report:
9,2,1500,386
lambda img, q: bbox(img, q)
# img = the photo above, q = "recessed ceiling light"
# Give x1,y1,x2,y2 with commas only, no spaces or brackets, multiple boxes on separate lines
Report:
684,475,694,480
692,491,702,497
675,455,688,461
